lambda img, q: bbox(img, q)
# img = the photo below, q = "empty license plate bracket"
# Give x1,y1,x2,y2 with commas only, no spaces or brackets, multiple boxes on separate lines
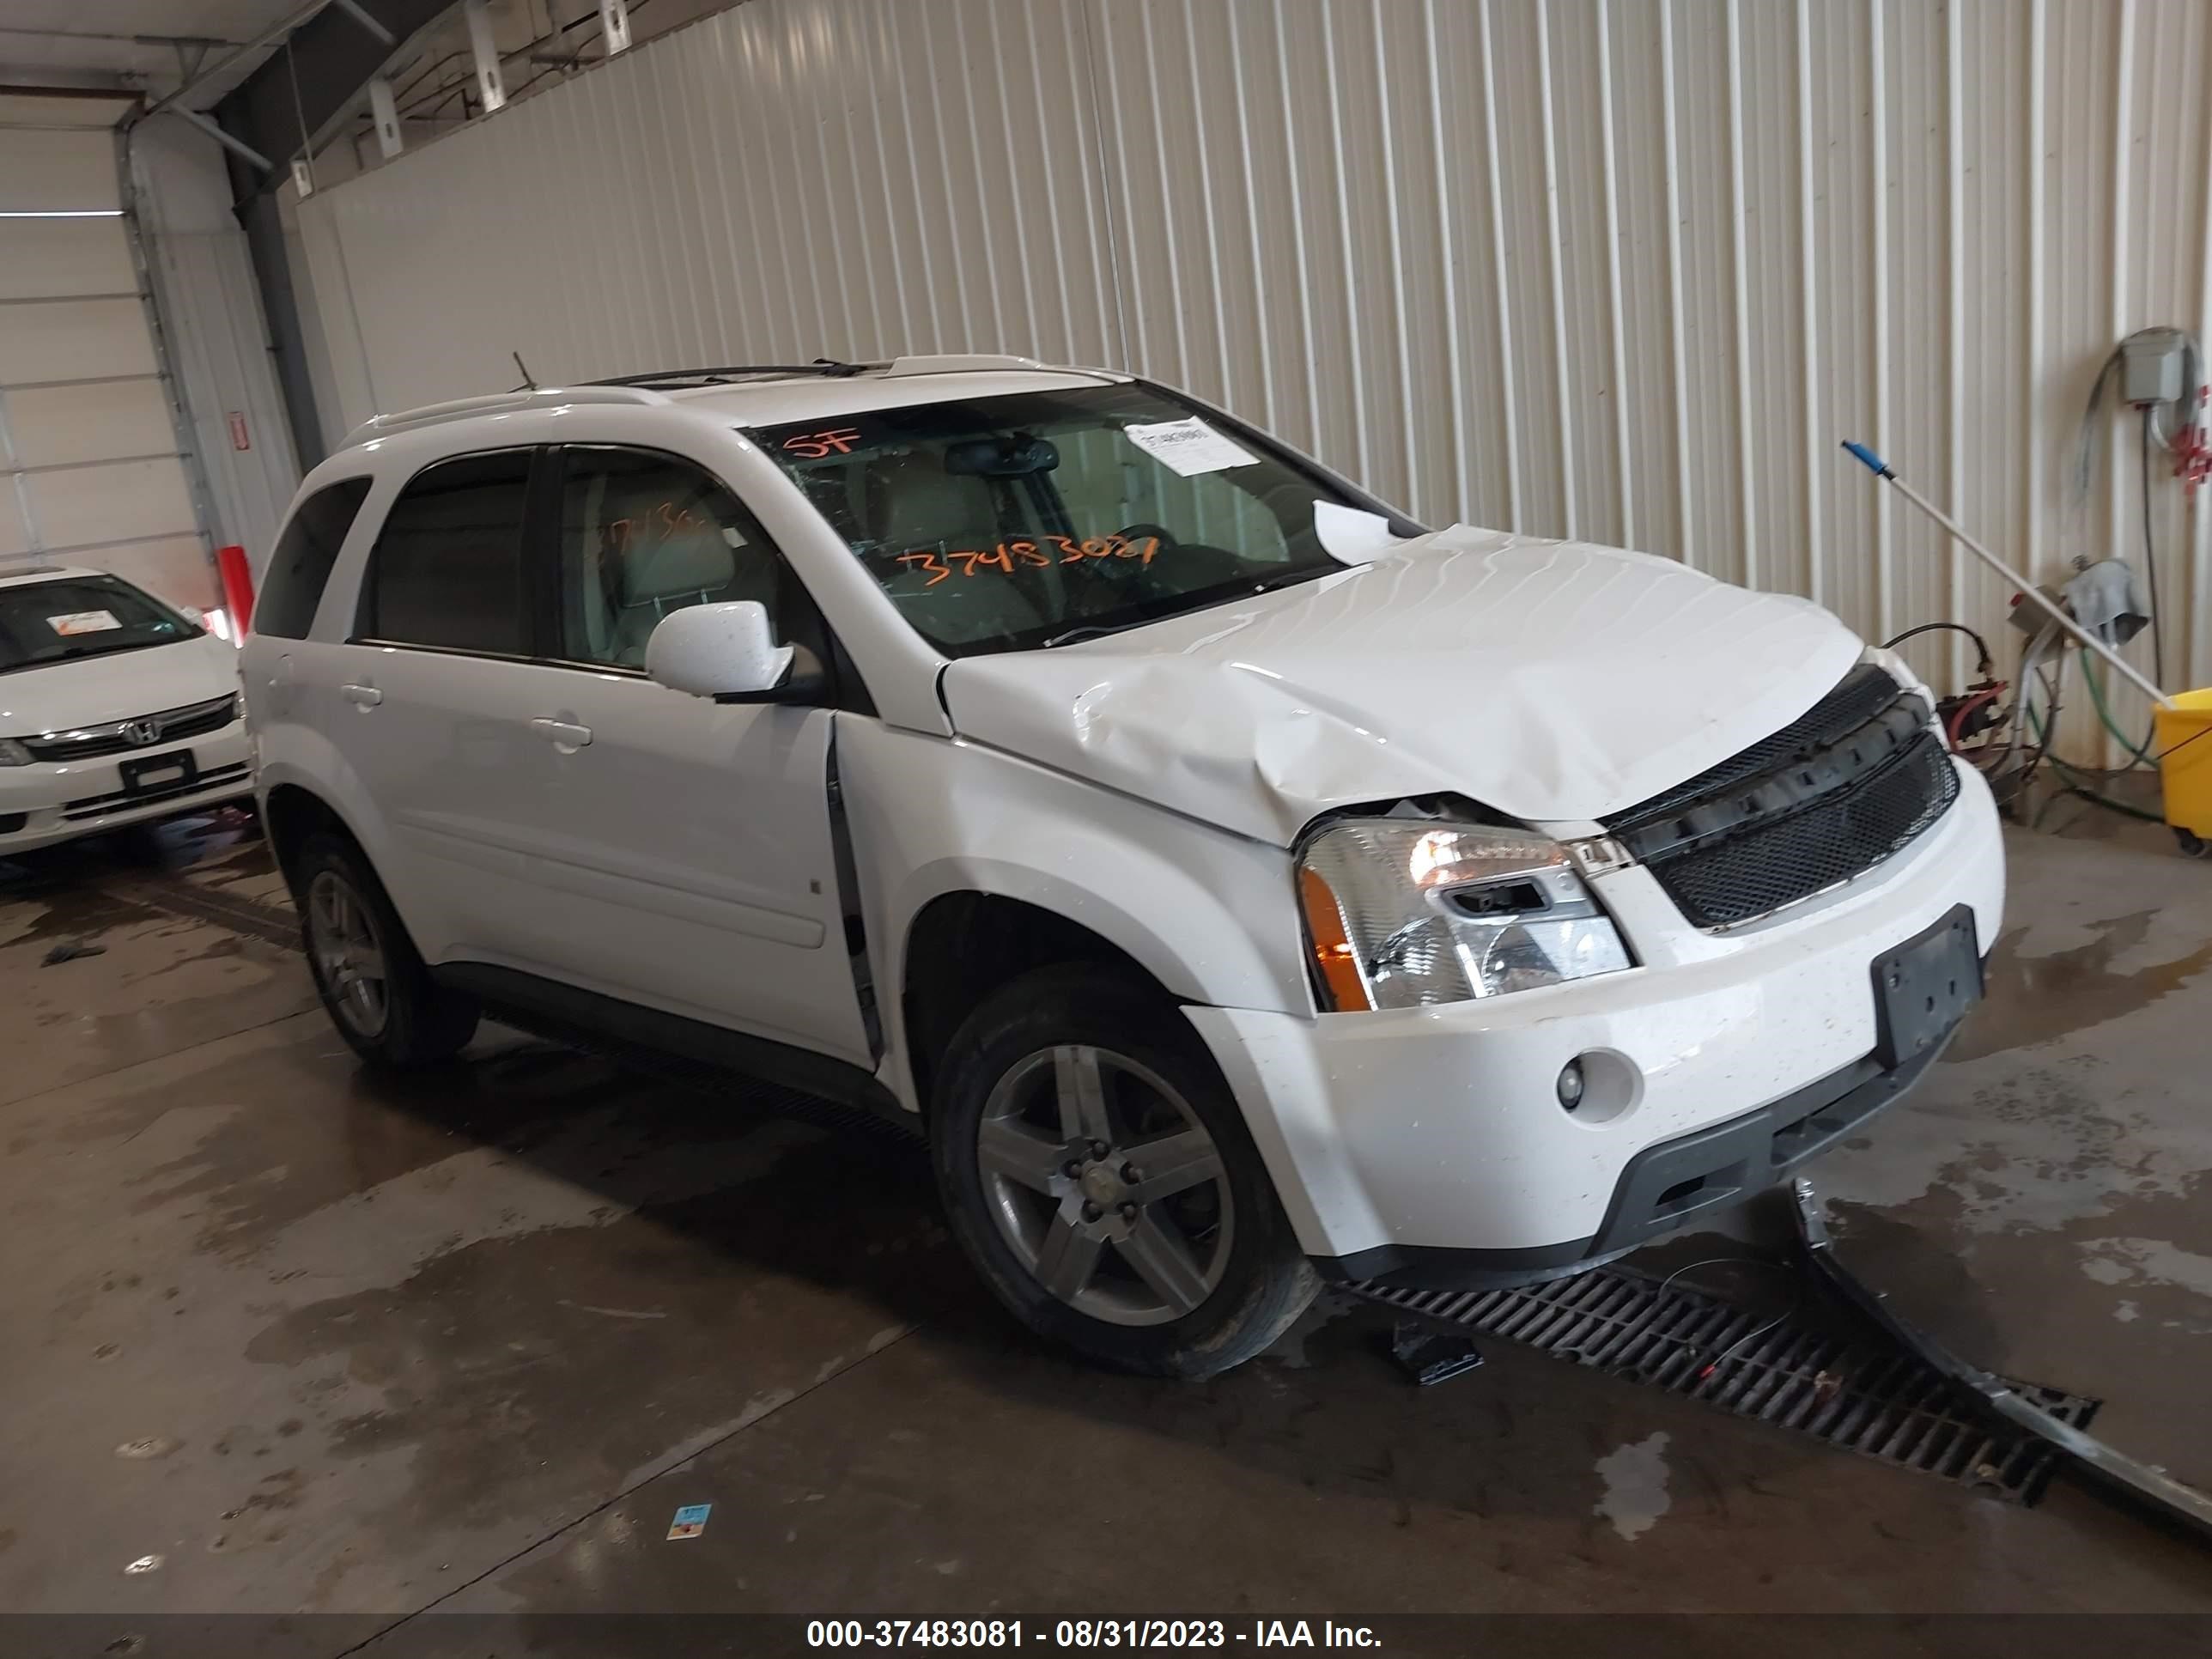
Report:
1872,902,1982,1067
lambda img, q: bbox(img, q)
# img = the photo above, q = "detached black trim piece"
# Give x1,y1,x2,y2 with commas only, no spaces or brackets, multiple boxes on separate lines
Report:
1795,1177,2212,1542
433,962,917,1142
1315,1014,1961,1292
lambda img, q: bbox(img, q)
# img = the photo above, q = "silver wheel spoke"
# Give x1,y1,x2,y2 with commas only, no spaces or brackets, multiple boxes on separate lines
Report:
976,1042,1233,1327
309,872,389,1039
1053,1046,1112,1144
978,1117,1065,1194
1116,1212,1209,1314
1034,1213,1105,1302
1121,1129,1222,1204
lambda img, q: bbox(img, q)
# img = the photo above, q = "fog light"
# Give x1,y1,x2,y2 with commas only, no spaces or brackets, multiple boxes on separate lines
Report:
1556,1060,1586,1112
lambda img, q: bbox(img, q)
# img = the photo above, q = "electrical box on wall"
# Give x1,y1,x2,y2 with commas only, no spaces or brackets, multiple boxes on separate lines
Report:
2122,327,2187,407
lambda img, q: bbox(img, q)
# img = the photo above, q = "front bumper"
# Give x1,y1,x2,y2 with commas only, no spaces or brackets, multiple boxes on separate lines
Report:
1315,1015,1961,1288
0,720,253,853
1185,758,2005,1273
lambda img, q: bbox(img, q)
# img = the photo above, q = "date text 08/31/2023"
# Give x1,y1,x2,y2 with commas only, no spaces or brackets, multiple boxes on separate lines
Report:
805,1620,1383,1649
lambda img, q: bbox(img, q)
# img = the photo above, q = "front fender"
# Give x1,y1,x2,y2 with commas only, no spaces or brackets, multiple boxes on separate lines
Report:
836,721,1314,1110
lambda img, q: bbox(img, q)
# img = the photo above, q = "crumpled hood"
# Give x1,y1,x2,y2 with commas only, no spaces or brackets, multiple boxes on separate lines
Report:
939,525,1865,846
0,635,240,737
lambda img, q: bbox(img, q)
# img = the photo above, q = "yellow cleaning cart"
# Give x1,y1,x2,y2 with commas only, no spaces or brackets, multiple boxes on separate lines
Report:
2154,690,2212,858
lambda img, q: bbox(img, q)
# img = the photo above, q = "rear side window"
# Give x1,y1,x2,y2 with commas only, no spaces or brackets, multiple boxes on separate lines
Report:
361,450,532,653
256,477,371,639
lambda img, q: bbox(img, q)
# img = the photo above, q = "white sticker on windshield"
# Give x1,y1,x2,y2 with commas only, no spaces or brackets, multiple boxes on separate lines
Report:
1121,417,1258,477
47,611,122,635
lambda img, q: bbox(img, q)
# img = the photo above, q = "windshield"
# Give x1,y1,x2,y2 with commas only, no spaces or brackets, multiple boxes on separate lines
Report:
754,383,1407,655
0,574,199,674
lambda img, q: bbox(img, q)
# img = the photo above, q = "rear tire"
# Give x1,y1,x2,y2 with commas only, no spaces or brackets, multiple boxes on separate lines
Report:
296,832,478,1069
931,964,1316,1377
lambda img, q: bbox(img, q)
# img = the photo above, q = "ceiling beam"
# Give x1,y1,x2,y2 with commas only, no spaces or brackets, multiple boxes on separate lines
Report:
210,0,452,201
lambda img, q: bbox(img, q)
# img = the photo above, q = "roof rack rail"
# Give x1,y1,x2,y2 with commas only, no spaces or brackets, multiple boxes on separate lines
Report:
590,360,875,388
881,353,1053,377
337,385,669,450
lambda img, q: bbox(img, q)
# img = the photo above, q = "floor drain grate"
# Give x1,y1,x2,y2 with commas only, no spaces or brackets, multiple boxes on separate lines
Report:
1360,1265,2101,1505
106,877,301,951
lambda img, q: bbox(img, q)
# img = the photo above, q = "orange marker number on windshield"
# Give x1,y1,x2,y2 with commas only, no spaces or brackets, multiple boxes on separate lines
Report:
781,427,863,459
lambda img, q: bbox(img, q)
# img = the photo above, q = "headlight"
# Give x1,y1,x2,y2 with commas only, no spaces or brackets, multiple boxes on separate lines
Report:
1297,819,1633,1011
0,738,31,767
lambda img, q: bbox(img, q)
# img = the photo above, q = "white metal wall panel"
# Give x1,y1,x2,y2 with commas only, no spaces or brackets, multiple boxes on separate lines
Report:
29,459,198,550
309,0,1115,421
0,123,215,608
131,118,303,579
0,298,159,386
295,0,2212,738
0,129,122,215
0,219,137,301
153,232,299,569
3,380,177,470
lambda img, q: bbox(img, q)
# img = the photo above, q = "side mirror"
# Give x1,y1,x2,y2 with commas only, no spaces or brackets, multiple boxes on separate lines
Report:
645,601,799,702
179,605,208,629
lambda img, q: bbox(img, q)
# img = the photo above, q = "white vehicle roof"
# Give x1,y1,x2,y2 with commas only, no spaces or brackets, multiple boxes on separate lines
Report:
0,564,108,591
337,356,1126,453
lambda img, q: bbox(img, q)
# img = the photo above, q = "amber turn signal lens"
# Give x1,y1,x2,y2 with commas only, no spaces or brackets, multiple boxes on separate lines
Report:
1298,865,1372,1012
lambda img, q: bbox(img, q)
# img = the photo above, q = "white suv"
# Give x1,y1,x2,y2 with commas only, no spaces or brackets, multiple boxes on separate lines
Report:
245,356,2003,1376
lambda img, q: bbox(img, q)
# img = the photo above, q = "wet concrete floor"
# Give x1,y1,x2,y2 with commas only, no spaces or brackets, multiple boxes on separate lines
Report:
2,811,2209,1637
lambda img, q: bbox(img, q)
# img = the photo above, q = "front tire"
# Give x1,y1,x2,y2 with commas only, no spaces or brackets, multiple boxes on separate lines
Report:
296,832,478,1069
931,965,1317,1377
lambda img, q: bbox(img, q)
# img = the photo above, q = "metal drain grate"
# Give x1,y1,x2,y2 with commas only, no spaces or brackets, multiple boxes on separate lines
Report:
106,875,302,950
1360,1264,2101,1505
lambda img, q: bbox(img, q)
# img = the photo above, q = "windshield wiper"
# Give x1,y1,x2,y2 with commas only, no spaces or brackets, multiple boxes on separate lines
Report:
1040,622,1140,649
1247,565,1336,598
1039,566,1339,648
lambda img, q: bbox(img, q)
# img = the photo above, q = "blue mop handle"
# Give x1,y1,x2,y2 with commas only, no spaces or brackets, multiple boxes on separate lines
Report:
1837,435,2172,705
1841,441,1893,479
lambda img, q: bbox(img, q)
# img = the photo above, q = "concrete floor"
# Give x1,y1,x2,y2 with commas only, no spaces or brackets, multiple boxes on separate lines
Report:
3,806,2210,1639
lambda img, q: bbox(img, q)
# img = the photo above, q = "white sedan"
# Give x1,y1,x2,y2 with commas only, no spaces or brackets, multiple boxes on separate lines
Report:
0,564,251,854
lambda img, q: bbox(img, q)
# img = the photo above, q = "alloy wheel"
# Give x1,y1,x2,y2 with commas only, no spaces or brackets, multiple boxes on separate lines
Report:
975,1044,1234,1327
307,869,389,1039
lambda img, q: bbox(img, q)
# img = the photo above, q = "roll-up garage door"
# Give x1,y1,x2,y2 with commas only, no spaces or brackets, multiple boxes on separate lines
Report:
0,105,217,611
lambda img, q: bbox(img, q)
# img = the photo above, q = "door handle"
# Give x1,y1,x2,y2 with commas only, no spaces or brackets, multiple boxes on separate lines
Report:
530,717,592,748
341,683,382,708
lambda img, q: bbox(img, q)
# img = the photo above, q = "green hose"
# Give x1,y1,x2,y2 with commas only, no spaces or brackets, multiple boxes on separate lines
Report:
2026,696,2166,823
2077,651,2160,767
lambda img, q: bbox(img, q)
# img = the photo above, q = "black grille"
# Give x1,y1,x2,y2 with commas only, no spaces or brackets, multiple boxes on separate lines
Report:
1647,733,1959,928
23,694,239,762
1605,665,1958,930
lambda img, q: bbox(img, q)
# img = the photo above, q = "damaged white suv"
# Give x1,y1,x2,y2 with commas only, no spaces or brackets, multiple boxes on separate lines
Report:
246,356,2003,1376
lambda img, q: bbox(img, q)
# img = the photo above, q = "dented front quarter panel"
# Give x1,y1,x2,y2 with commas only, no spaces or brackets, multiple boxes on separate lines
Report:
941,526,1866,845
834,718,1316,1112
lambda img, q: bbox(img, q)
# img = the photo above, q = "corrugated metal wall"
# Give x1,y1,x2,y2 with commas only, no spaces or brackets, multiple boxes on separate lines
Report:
133,119,301,579
295,0,2212,744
